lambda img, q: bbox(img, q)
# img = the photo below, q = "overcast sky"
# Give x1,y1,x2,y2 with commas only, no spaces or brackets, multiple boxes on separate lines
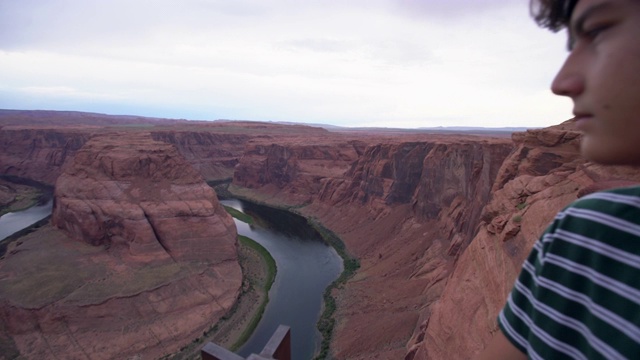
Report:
0,0,572,128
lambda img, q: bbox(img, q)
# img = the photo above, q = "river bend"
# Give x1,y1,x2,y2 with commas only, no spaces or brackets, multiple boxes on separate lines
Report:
221,199,343,360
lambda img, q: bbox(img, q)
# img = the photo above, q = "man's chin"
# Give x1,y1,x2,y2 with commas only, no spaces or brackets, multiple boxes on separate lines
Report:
580,137,613,164
581,139,640,166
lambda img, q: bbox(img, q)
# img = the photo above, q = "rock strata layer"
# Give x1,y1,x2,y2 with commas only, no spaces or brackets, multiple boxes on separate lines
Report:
232,134,515,359
404,121,640,359
0,132,241,359
4,112,640,359
52,133,238,264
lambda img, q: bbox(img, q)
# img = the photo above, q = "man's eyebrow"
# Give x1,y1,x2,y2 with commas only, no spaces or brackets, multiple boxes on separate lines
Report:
567,1,615,50
567,2,613,50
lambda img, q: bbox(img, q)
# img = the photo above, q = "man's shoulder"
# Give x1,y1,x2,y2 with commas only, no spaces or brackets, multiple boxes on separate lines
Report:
545,185,640,243
570,185,640,213
549,185,640,252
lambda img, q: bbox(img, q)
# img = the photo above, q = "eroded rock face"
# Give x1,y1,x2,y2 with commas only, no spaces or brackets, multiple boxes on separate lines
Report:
8,112,640,359
150,131,252,181
225,123,640,359
0,132,242,359
52,133,238,264
233,137,365,204
316,139,513,359
0,127,91,184
232,134,514,358
405,120,640,360
0,120,330,186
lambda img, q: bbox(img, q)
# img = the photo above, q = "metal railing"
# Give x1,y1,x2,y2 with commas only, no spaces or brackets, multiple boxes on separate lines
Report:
201,325,291,360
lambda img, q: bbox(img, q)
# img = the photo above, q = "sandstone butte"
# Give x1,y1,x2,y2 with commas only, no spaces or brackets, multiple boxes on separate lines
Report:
1,110,640,359
0,130,241,359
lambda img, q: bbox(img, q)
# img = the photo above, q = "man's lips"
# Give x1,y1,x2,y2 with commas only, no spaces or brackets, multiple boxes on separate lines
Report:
573,112,593,127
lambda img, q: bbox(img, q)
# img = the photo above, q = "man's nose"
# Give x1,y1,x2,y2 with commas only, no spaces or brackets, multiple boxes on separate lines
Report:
551,54,585,97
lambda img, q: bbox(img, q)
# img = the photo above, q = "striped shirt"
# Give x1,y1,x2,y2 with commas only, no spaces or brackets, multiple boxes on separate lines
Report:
499,186,640,359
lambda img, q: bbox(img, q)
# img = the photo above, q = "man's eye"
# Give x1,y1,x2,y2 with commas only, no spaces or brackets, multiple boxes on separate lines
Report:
583,23,611,40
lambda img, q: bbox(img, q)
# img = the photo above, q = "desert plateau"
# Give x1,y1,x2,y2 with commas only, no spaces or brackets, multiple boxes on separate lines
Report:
2,109,640,360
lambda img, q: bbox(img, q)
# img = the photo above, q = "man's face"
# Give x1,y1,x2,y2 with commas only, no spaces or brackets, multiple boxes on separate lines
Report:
551,0,640,165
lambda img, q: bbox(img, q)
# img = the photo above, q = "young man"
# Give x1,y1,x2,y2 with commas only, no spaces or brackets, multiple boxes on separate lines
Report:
478,0,640,358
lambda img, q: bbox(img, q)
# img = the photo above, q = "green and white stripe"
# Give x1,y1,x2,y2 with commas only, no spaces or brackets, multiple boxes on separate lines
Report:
499,186,640,359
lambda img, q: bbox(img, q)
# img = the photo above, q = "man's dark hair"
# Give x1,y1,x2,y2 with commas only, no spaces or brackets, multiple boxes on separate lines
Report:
530,0,579,31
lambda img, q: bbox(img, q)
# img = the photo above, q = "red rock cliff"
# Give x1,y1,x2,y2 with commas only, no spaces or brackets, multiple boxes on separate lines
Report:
232,134,514,358
7,112,640,359
150,130,251,181
405,121,640,360
52,132,239,264
233,137,366,204
0,127,249,185
0,122,329,186
0,127,91,184
0,132,242,359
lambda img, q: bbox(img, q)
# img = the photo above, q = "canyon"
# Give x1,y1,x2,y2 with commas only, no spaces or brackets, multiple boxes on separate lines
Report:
0,125,241,359
2,110,640,359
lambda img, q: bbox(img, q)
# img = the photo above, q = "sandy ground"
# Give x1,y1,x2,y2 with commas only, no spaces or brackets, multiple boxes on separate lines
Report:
209,240,269,349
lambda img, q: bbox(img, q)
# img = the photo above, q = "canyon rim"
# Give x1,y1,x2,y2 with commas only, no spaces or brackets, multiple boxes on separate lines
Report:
2,110,640,359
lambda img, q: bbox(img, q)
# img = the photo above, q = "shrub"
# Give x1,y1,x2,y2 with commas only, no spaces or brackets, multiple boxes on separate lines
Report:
223,205,254,224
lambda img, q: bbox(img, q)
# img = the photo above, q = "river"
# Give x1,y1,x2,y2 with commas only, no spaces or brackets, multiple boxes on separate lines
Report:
0,199,53,241
1,197,342,359
220,199,343,360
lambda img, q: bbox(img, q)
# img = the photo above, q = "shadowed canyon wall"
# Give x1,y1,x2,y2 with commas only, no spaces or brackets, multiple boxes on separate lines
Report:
231,135,515,358
0,121,331,186
0,128,91,184
228,122,640,359
405,122,640,360
3,112,640,359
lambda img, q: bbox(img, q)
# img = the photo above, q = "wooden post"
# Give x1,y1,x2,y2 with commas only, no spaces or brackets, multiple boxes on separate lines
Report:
201,343,244,360
260,325,291,360
201,325,291,360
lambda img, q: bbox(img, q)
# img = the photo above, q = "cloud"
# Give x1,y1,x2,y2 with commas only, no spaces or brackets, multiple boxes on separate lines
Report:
392,0,525,19
0,0,570,128
20,86,79,96
280,38,356,54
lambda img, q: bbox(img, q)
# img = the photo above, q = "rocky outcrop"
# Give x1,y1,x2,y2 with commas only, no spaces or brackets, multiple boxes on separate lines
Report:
313,139,513,359
0,127,250,186
232,135,514,358
0,132,242,359
0,120,330,186
52,132,239,264
0,127,91,184
405,120,640,360
7,111,640,359
225,123,640,359
150,131,252,181
233,137,366,204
